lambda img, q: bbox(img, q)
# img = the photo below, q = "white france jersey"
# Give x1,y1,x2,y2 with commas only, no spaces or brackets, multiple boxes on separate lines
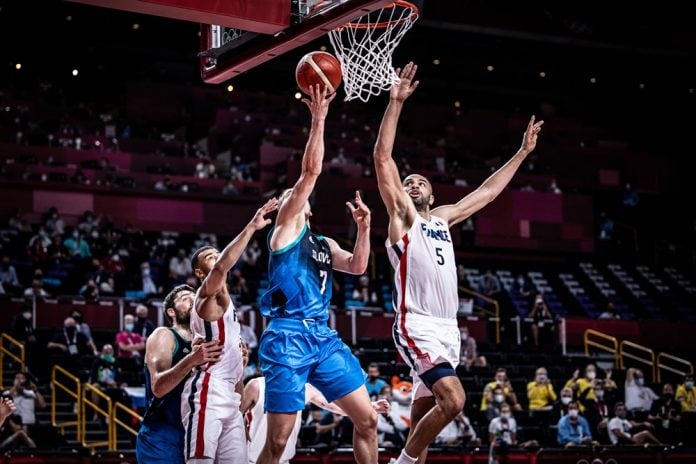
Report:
189,299,243,382
247,377,303,464
386,214,458,320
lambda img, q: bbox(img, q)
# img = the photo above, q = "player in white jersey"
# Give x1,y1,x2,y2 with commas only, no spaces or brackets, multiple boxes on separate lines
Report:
242,377,390,464
374,62,544,464
181,198,278,464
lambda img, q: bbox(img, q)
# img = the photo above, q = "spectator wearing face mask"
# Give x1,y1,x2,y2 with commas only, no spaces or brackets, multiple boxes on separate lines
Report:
557,402,595,447
47,317,90,358
608,402,661,445
566,364,613,413
675,374,696,413
625,368,659,420
481,368,522,415
115,314,145,359
528,367,557,413
553,387,575,423
365,363,388,399
459,326,487,371
133,304,155,339
485,386,510,422
578,380,612,443
648,383,682,444
71,309,98,355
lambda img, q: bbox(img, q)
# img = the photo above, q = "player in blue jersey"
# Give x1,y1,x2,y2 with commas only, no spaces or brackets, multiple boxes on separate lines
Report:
257,85,377,464
136,284,223,464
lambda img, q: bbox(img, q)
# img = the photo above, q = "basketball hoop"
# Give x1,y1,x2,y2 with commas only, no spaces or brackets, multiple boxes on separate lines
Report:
328,1,418,102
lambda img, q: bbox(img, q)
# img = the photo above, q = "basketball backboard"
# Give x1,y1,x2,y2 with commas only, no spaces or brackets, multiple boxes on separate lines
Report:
68,0,392,84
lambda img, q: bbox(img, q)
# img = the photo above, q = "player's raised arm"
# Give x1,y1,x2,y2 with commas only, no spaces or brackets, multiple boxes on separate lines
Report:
325,191,371,275
198,198,278,301
433,115,544,226
373,63,420,220
275,85,336,227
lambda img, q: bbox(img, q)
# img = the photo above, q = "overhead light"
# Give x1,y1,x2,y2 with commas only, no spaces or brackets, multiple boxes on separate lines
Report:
294,92,302,100
639,83,645,89
433,59,441,65
320,45,327,51
66,15,72,21
539,71,546,78
454,100,461,108
132,23,140,30
486,65,494,72
15,63,21,70
72,69,79,76
226,84,234,92
589,77,597,84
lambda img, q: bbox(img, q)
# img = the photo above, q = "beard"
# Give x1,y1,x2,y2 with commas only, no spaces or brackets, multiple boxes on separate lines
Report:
175,309,191,326
411,196,430,212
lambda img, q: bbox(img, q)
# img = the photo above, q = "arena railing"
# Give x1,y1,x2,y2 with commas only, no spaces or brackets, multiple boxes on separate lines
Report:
81,383,114,450
0,332,25,389
112,401,143,445
459,287,501,344
51,364,82,442
583,329,619,365
656,352,694,383
619,339,656,381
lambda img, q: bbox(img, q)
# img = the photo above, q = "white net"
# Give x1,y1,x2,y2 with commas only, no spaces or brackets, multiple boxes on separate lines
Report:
328,1,418,102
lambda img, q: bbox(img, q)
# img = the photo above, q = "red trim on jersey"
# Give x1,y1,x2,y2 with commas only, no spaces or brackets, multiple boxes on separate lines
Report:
195,372,212,457
398,235,424,358
217,316,226,348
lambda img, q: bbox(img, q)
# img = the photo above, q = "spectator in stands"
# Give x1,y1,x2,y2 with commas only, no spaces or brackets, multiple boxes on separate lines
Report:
648,383,682,443
3,372,45,431
140,261,159,295
115,314,145,360
71,309,98,355
625,367,659,419
511,272,533,299
527,367,557,413
221,178,239,195
23,278,49,299
168,248,191,285
229,268,251,305
578,379,612,442
11,306,37,351
557,401,595,447
608,402,661,445
134,304,155,339
548,177,562,194
598,301,621,319
88,344,122,417
43,206,65,235
79,278,100,302
482,369,523,416
63,229,92,259
77,210,100,234
0,255,21,295
527,292,553,347
676,374,696,413
365,363,388,400
566,364,601,412
47,316,91,358
552,387,575,422
0,412,36,449
352,274,380,306
477,269,502,298
435,411,480,447
8,208,32,233
488,403,538,461
459,326,487,370
0,397,15,425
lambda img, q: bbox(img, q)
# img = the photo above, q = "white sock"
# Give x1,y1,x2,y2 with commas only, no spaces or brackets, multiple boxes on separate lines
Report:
395,451,418,464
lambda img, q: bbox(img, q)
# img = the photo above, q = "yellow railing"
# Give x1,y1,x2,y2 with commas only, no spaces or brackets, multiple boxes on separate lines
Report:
583,329,619,365
459,287,501,344
112,401,143,443
657,353,694,383
619,340,656,381
0,333,25,389
81,383,114,450
51,365,81,441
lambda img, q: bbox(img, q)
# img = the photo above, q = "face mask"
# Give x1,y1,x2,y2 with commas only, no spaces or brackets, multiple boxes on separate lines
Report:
124,323,134,332
595,390,605,399
686,382,694,389
461,334,468,341
73,315,82,323
617,411,627,419
138,316,146,321
500,412,511,420
536,374,547,382
561,397,572,405
101,354,115,363
495,394,505,403
586,371,596,380
22,311,32,320
368,375,377,382
65,327,76,336
664,393,674,400
568,409,579,418
636,378,644,386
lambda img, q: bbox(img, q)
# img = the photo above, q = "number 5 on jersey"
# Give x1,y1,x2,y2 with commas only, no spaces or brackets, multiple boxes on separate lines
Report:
435,247,445,266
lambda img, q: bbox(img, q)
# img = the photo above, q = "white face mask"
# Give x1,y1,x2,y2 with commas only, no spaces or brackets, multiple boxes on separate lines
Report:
586,371,596,380
461,333,468,341
495,394,505,403
568,409,579,418
500,412,511,420
561,397,572,405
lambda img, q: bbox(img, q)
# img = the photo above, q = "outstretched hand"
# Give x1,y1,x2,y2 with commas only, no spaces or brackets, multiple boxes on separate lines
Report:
250,198,279,230
390,62,419,102
0,397,16,423
346,191,370,228
372,399,390,414
302,84,336,121
521,115,544,153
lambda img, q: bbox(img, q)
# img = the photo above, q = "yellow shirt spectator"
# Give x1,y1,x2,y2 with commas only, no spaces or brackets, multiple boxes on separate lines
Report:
676,381,696,412
528,380,557,410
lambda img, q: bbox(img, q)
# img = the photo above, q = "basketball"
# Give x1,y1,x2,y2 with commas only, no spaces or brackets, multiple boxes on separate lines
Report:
295,51,342,96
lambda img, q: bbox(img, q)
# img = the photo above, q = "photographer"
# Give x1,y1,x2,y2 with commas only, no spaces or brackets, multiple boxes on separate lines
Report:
0,395,35,450
2,372,46,429
527,292,555,348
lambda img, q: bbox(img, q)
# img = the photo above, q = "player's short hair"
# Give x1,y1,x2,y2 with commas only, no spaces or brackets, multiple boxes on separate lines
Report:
162,284,196,325
190,246,216,271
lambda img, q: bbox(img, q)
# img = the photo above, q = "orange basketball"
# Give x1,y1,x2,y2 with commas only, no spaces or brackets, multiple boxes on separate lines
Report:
295,51,342,96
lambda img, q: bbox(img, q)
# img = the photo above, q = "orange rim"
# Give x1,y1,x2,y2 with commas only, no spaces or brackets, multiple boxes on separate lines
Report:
336,0,418,30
